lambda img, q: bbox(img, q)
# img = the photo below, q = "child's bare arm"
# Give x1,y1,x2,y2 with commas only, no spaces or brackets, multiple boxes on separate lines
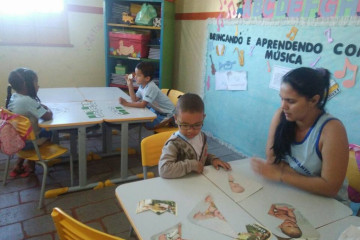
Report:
119,98,147,108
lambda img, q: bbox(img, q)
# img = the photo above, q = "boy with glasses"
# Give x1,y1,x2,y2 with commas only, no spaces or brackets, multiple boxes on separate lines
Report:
158,93,231,178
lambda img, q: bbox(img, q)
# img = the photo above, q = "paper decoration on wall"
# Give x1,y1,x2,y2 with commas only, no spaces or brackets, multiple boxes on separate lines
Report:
188,194,238,238
334,57,358,88
210,55,216,75
249,45,255,56
267,60,271,72
286,26,298,41
269,65,292,91
203,166,262,202
216,13,224,32
267,203,319,239
324,28,334,43
216,44,226,56
219,61,236,70
215,70,247,90
151,223,185,240
310,56,321,67
328,79,341,100
233,47,244,66
207,76,211,90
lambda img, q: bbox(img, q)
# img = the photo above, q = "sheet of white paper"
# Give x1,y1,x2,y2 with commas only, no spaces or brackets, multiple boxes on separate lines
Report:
269,65,292,91
215,71,247,91
338,225,360,240
203,165,263,203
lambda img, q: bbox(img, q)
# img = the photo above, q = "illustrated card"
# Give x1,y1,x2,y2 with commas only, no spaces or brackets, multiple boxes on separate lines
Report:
203,166,263,203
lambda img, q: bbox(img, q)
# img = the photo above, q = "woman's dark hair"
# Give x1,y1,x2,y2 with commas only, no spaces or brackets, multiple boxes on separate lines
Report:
136,62,154,80
272,67,330,163
6,68,40,108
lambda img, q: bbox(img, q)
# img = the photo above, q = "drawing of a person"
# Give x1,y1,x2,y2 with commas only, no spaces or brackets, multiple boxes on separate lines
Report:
268,204,302,238
228,174,245,193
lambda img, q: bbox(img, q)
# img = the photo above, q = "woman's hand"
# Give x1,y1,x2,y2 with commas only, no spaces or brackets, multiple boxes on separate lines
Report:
251,157,283,182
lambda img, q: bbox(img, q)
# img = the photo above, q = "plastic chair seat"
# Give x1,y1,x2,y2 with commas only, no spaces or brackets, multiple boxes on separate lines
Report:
18,141,68,161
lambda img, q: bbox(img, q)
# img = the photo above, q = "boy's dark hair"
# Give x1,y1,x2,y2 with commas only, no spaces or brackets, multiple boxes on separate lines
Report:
136,62,154,80
6,68,40,108
272,67,330,163
175,93,204,115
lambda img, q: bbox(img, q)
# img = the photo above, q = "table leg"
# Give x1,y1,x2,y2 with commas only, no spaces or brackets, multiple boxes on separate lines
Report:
121,122,129,179
78,126,87,187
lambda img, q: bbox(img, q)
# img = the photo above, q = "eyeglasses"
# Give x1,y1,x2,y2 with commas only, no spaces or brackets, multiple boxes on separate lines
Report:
177,121,203,130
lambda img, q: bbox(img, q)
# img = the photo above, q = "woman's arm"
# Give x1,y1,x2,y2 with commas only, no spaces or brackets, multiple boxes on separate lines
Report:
266,108,282,163
281,120,349,197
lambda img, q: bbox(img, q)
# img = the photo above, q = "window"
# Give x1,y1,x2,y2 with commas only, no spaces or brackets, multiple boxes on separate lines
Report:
0,0,71,47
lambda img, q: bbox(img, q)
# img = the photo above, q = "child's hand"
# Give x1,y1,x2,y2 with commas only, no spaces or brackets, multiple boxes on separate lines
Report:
119,97,128,105
195,162,204,174
212,159,231,170
126,73,134,86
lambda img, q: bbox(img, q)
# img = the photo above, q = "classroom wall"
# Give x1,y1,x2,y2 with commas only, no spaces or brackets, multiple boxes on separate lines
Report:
174,0,360,157
0,0,105,107
173,0,222,95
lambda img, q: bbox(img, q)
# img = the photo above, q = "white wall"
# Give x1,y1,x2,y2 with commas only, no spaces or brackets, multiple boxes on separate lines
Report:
0,0,105,107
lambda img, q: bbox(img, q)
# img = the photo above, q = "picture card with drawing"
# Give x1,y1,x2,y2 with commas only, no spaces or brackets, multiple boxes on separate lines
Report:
202,165,263,203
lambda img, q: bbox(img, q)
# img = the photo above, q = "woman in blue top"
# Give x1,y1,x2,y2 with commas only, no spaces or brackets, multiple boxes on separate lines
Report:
251,67,349,202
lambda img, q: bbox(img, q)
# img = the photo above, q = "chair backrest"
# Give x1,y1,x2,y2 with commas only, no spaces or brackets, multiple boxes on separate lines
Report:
0,108,36,140
347,144,360,193
51,207,124,240
161,89,184,106
141,131,175,168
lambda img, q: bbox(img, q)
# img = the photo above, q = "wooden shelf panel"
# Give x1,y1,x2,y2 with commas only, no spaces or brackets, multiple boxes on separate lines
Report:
108,55,160,62
108,23,161,30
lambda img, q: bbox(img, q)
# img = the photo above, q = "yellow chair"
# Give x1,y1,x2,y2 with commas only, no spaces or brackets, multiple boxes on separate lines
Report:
1,108,72,209
141,130,175,179
347,144,360,195
51,207,124,240
153,89,184,133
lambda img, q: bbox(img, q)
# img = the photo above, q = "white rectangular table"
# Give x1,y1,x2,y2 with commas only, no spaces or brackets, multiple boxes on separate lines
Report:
318,216,360,239
229,159,352,229
115,174,260,240
38,87,156,196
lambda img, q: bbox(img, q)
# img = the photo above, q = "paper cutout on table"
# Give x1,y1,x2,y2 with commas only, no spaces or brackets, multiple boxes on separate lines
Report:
188,194,238,238
210,54,216,75
215,71,247,91
327,79,341,100
269,65,292,91
334,57,358,88
310,56,321,68
216,13,224,32
338,225,360,240
237,223,272,240
207,76,211,91
111,106,129,115
203,166,262,202
136,199,177,215
267,60,271,72
233,47,244,66
267,203,320,239
81,101,103,118
151,223,188,240
219,61,236,70
324,28,334,43
286,26,298,41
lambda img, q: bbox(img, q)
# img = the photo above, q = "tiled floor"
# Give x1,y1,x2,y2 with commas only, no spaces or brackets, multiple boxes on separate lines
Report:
0,127,246,240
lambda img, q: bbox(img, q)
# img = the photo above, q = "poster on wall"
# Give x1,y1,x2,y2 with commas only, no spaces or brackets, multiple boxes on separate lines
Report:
203,16,360,156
